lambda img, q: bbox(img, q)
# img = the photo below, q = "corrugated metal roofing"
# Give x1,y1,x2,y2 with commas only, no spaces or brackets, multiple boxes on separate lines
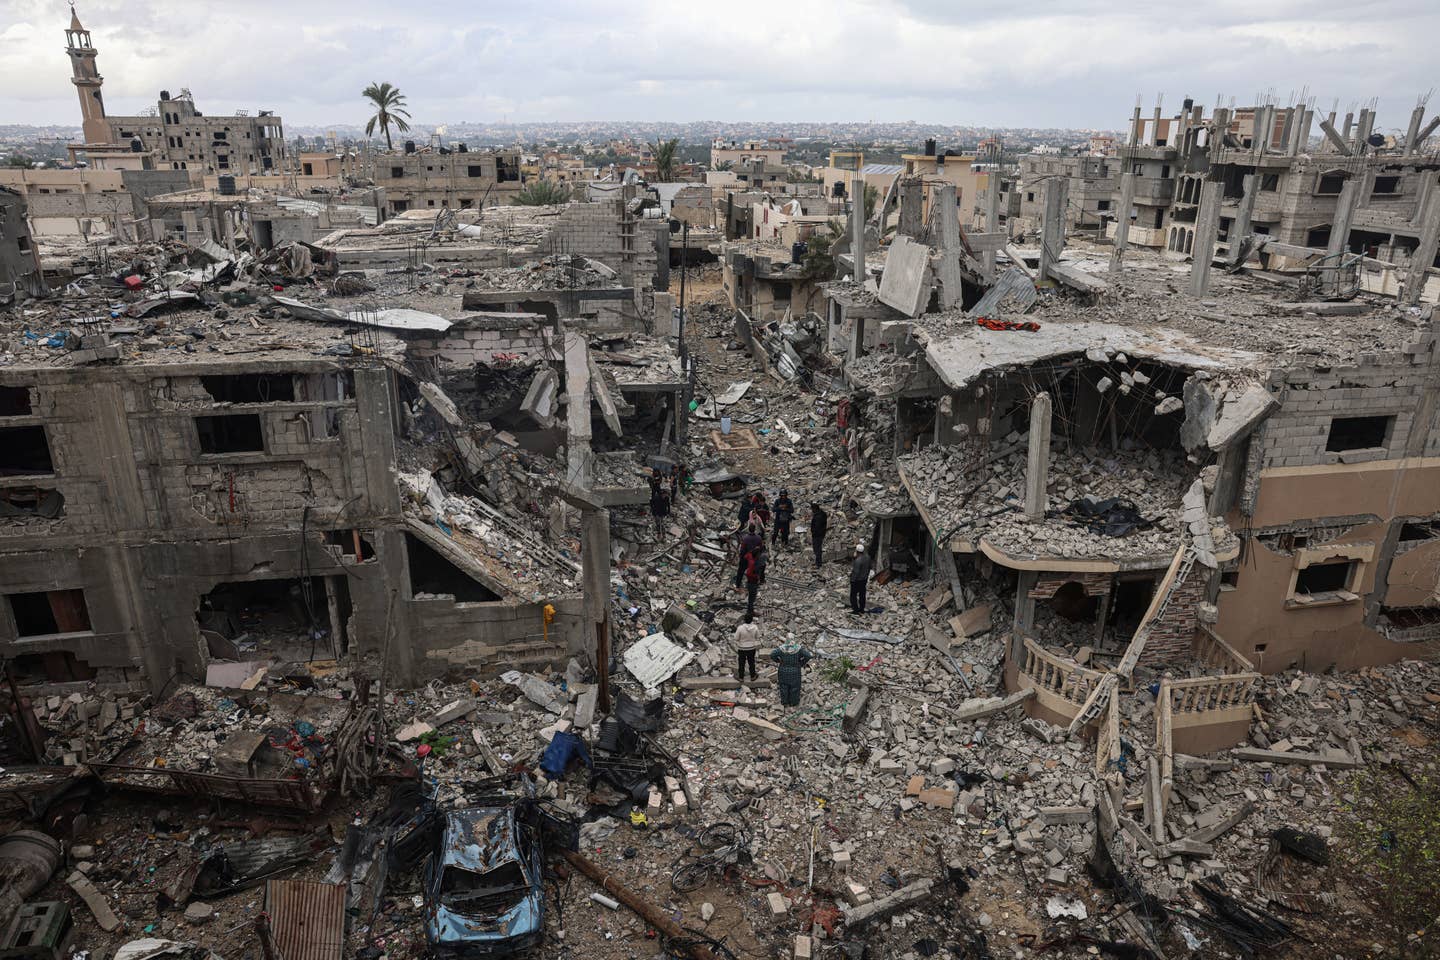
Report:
861,163,903,176
266,879,345,960
623,632,695,689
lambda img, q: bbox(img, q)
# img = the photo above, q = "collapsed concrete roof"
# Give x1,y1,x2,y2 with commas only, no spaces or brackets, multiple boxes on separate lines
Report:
922,319,1265,392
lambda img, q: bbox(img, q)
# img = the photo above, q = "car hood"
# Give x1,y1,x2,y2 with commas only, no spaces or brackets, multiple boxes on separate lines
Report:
427,887,543,945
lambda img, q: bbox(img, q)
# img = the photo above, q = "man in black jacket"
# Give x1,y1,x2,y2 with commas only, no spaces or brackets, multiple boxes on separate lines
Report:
849,544,873,614
809,503,828,569
772,490,794,547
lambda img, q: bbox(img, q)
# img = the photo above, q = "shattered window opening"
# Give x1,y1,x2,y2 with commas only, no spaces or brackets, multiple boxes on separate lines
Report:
0,425,56,476
405,533,501,603
439,862,529,913
7,588,92,637
1325,415,1393,452
201,373,296,404
1293,560,1355,596
0,384,33,416
196,414,265,454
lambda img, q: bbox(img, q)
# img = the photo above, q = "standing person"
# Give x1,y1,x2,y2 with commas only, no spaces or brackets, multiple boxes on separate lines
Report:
736,495,754,533
752,492,772,532
734,615,761,681
743,547,766,620
668,464,681,502
770,635,812,707
650,484,671,537
735,523,764,589
849,543,874,614
809,503,829,570
772,490,794,548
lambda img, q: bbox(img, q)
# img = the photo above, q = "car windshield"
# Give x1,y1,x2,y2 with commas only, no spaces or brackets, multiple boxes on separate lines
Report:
439,862,530,914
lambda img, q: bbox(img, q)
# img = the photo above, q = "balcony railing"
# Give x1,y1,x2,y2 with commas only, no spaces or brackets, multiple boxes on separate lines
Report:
1020,637,1107,705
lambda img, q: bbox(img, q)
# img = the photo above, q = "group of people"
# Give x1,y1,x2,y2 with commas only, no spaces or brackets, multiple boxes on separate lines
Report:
728,487,879,706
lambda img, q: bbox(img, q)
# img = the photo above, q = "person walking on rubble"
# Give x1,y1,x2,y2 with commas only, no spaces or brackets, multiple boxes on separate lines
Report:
734,615,761,681
650,484,671,538
735,523,764,589
743,544,766,619
849,543,874,614
770,635,812,707
809,503,829,570
773,490,794,548
668,464,681,502
752,492,772,531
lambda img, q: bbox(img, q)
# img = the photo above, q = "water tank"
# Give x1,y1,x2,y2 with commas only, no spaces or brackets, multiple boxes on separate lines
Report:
457,143,468,153
791,241,807,264
924,138,937,156
130,137,143,153
404,140,416,154
160,89,171,101
217,175,236,196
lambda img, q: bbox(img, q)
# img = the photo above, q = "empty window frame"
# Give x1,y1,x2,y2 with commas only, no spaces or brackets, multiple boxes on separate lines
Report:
1293,560,1355,595
1325,415,1393,452
0,426,55,476
0,385,32,416
1316,172,1348,195
7,589,91,637
196,414,265,454
1371,175,1401,196
200,373,295,404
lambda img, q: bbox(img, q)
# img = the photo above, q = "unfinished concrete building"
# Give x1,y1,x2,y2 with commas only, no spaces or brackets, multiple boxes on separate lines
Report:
0,188,45,303
372,147,524,216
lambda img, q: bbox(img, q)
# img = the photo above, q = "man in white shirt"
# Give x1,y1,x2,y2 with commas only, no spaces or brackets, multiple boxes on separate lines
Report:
734,615,761,681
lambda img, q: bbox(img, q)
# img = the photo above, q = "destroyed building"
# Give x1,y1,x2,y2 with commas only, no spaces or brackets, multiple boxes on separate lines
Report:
371,146,524,216
64,10,286,175
0,188,44,303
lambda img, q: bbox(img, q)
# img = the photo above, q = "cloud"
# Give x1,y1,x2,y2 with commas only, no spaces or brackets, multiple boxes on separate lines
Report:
0,0,1433,130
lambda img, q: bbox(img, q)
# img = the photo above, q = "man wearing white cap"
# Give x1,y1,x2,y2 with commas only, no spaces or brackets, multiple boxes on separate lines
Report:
849,543,873,614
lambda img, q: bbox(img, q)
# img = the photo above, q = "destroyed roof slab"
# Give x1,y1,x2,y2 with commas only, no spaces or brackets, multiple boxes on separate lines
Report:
923,320,1265,391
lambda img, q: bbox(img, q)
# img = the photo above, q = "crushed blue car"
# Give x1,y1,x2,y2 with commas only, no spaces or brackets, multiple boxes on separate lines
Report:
422,804,545,956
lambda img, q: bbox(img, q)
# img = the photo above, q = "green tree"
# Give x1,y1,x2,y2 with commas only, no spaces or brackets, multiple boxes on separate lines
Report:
361,82,412,151
864,183,880,220
1337,767,1440,940
4,155,34,169
513,181,573,206
651,137,679,181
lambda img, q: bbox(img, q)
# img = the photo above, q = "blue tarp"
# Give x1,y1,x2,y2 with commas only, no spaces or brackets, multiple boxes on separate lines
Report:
539,731,592,779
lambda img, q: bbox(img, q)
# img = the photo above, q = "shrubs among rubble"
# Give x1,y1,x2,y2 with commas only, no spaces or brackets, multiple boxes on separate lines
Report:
1336,766,1440,938
513,181,573,206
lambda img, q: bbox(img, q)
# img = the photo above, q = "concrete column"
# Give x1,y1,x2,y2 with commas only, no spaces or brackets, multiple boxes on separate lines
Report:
1151,105,1163,147
1404,106,1426,156
1130,105,1143,146
580,505,612,710
850,173,866,282
1024,391,1051,520
1326,179,1361,259
1013,569,1039,637
983,173,1002,278
1298,109,1314,154
1341,111,1355,145
1322,111,1337,152
1189,181,1223,297
1286,108,1307,156
1109,172,1136,274
1229,173,1257,266
1403,173,1440,305
563,331,592,489
1356,109,1376,150
898,177,924,239
1278,107,1295,155
1038,179,1068,283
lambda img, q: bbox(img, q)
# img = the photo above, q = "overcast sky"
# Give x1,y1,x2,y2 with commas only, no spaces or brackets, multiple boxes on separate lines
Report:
1,0,1434,133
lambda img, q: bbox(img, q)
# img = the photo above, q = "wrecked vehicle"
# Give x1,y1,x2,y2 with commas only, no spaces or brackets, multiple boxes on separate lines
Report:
422,803,545,955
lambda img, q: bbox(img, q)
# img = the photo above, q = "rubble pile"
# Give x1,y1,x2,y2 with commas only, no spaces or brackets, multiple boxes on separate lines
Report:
467,253,621,291
901,438,1198,562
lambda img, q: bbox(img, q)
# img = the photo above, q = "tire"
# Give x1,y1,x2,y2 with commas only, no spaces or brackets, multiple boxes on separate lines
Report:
699,823,737,850
672,860,710,893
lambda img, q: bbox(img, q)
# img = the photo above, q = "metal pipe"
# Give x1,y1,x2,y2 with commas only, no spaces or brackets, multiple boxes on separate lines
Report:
561,849,718,960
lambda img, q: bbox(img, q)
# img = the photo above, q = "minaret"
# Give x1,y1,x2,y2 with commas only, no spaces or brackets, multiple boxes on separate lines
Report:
65,6,111,145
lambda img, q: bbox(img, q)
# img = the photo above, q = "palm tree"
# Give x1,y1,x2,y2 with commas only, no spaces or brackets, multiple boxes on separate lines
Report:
651,137,679,182
362,82,412,151
513,181,573,206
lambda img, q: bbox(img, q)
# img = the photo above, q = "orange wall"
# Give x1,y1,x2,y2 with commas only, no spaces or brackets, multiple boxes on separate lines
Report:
1219,459,1440,672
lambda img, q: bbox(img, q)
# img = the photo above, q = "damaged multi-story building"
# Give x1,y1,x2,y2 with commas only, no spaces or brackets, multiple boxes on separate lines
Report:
762,138,1440,754
63,9,286,175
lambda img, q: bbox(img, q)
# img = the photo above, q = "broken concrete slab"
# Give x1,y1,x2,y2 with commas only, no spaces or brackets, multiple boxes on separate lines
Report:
840,879,935,927
953,687,1035,722
950,604,993,640
67,870,120,931
877,236,933,318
